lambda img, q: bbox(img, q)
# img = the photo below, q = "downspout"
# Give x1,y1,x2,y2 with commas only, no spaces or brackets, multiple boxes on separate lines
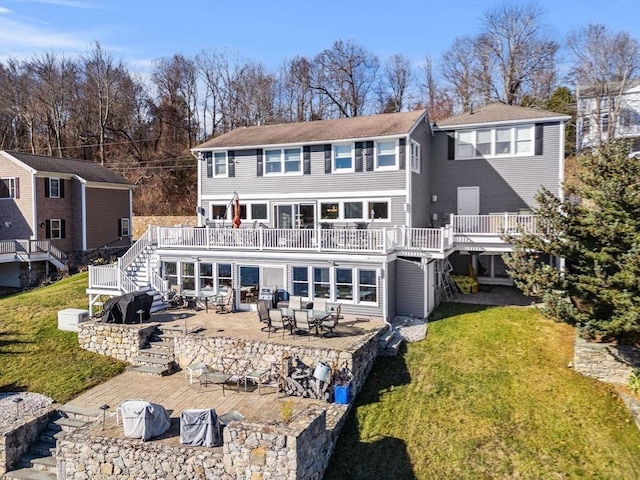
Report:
31,173,37,240
405,134,411,229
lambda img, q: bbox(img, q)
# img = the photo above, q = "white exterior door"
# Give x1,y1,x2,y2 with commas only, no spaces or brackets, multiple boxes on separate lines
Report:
457,187,480,215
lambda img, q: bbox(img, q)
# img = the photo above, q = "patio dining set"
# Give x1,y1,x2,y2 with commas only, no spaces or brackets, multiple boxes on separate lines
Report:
257,295,341,340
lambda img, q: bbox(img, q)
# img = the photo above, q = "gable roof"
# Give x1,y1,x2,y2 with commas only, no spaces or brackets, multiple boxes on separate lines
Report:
194,110,427,150
2,151,132,186
435,103,570,129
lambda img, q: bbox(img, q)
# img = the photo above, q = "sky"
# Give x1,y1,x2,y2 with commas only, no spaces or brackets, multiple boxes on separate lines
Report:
0,0,639,76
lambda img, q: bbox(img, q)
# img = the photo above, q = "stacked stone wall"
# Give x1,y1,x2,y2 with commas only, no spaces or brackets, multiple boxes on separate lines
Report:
78,321,157,362
0,409,55,474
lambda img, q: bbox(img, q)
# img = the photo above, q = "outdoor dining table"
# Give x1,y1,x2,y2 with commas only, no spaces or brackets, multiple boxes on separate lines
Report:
280,307,332,335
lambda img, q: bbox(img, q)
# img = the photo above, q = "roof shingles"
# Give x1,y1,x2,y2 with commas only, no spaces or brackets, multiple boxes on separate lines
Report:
435,103,569,128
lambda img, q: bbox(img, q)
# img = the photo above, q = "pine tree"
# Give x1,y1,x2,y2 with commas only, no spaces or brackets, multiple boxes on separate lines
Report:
504,140,640,343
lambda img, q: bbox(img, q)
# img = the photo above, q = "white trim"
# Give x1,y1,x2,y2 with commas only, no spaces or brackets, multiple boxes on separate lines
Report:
197,150,203,226
407,111,429,137
333,143,355,173
31,172,37,241
559,121,565,201
191,133,410,153
374,140,399,171
81,183,87,250
201,189,406,201
433,115,571,130
455,125,534,160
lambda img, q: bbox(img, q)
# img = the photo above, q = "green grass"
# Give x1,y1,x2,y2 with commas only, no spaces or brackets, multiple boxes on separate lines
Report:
0,272,126,403
326,303,640,480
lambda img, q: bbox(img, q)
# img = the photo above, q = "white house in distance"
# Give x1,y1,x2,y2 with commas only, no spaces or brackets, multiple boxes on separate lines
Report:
576,79,640,153
86,104,569,322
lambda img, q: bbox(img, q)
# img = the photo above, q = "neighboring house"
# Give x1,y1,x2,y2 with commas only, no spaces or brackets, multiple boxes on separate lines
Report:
86,104,569,321
0,151,134,288
576,79,640,153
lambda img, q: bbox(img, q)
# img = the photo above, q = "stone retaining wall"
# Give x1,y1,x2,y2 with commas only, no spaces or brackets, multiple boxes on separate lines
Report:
0,408,56,475
78,322,158,363
573,336,640,385
57,406,331,479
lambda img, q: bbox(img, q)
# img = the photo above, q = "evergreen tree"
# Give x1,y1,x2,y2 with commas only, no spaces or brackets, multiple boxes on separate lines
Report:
504,140,640,343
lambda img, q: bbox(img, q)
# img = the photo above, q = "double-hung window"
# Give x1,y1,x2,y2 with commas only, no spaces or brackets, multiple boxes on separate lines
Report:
119,218,130,237
456,125,534,159
375,141,397,169
410,141,421,173
292,267,309,296
49,178,61,198
314,267,330,298
214,152,227,176
334,144,353,172
336,268,353,301
359,270,377,303
265,148,301,174
0,178,16,199
50,219,63,239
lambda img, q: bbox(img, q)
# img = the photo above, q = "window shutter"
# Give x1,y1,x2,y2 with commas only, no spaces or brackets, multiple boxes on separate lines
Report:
535,124,543,155
354,142,363,172
44,178,50,197
45,220,51,239
303,146,311,175
324,144,332,174
257,148,263,177
228,150,235,177
206,154,212,178
61,219,66,239
118,218,123,237
366,141,374,171
447,132,455,160
14,178,19,199
399,138,406,170
59,179,64,198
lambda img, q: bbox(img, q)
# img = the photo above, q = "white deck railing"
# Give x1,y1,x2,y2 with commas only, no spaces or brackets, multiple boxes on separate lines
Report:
452,214,538,235
0,239,67,262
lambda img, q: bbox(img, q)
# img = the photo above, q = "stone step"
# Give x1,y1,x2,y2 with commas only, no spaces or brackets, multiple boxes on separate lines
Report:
30,455,57,473
147,340,174,351
380,331,404,357
3,467,57,480
30,441,55,457
58,404,103,421
52,417,87,431
128,364,176,376
132,356,176,367
38,428,65,443
138,347,175,358
377,328,395,345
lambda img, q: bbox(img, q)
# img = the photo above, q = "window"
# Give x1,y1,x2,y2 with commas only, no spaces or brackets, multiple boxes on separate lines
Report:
292,267,309,296
456,125,534,159
164,261,178,287
410,141,421,173
265,148,301,175
251,203,268,220
334,144,353,171
200,263,214,290
48,219,62,239
313,267,330,298
369,201,389,220
0,178,16,199
214,152,227,176
336,268,353,301
211,204,227,220
359,270,377,303
181,262,195,290
344,201,363,220
119,218,130,237
321,202,339,220
376,141,396,169
49,178,61,198
218,263,232,291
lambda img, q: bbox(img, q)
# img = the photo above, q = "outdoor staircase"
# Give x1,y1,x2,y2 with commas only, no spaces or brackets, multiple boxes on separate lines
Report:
122,247,166,313
378,328,405,356
4,406,102,480
128,326,180,376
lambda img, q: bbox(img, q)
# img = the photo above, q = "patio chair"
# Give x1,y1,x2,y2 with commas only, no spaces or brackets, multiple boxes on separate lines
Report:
312,297,328,312
243,362,273,395
268,309,290,339
198,366,231,396
294,309,315,341
256,300,271,331
320,304,341,337
289,295,302,310
215,288,234,314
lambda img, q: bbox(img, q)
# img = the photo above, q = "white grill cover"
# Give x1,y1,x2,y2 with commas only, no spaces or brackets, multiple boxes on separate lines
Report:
120,400,171,441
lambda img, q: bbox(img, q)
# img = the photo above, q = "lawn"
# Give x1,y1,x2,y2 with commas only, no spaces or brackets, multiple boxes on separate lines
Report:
0,272,126,403
325,303,640,480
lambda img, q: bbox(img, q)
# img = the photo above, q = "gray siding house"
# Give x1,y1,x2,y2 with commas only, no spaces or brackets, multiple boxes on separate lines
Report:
87,105,569,323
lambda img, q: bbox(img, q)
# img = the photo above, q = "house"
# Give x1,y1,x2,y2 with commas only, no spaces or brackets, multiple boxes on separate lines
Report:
0,151,134,288
576,79,640,153
86,104,569,321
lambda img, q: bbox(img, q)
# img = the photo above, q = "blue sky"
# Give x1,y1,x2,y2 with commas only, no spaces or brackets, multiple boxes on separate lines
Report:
0,0,638,75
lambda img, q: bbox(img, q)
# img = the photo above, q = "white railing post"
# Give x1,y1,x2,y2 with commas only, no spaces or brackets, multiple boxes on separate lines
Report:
439,227,444,251
259,226,264,251
503,212,509,234
317,227,322,252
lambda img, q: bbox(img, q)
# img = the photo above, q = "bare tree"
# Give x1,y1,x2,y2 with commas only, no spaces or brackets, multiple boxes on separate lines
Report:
310,39,380,117
276,56,315,122
568,24,640,147
441,36,481,112
197,48,231,139
477,3,559,105
375,53,413,113
421,55,453,121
